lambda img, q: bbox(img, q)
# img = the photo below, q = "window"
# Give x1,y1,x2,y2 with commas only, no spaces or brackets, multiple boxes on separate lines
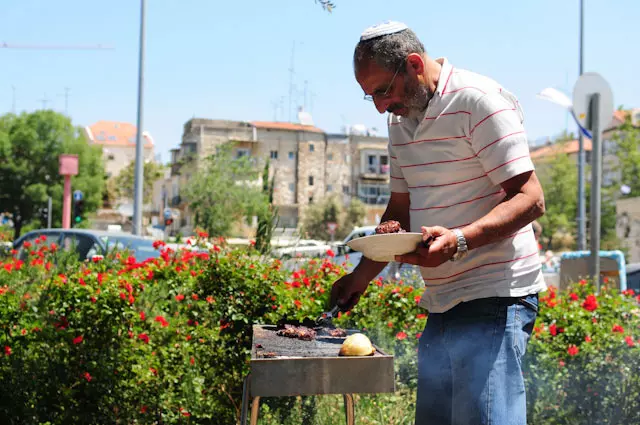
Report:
309,144,315,152
362,150,389,174
343,185,350,194
308,196,314,204
289,183,295,191
308,176,314,186
236,148,250,159
327,153,334,161
288,151,295,160
270,150,278,160
358,183,390,205
327,184,333,192
108,135,117,141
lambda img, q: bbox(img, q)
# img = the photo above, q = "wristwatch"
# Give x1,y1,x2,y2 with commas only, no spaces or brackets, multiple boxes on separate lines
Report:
449,228,468,262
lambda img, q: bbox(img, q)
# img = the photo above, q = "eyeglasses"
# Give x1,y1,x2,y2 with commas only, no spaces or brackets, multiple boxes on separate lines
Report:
363,64,402,102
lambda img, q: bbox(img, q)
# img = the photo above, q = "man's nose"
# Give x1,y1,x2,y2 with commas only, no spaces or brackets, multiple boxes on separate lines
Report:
374,97,389,114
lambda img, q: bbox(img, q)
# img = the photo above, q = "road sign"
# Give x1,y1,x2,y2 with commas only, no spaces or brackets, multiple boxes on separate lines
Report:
73,190,83,201
163,208,172,219
327,222,338,235
573,73,614,133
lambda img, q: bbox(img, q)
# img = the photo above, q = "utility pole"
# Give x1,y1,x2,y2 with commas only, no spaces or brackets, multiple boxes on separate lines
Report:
576,0,587,250
132,0,146,236
58,87,71,115
39,94,51,110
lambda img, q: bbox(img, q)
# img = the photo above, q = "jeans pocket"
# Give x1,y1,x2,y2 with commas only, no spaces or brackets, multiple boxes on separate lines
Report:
513,298,538,359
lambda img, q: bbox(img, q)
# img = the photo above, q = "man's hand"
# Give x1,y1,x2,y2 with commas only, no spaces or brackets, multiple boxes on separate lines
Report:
395,226,457,267
330,273,370,312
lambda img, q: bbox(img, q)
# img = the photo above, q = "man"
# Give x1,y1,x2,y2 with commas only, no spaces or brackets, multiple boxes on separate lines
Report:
330,21,547,425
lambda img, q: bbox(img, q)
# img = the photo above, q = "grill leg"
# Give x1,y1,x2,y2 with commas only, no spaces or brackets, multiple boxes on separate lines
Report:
250,396,261,425
239,375,250,425
343,394,355,425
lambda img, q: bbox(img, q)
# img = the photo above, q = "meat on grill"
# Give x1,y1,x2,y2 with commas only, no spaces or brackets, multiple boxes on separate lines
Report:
276,325,317,341
375,220,406,234
327,328,347,337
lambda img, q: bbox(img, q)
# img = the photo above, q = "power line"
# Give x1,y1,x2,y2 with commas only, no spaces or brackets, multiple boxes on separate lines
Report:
1,42,113,50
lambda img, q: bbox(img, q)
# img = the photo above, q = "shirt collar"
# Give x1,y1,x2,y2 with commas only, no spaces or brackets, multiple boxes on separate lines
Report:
434,57,453,96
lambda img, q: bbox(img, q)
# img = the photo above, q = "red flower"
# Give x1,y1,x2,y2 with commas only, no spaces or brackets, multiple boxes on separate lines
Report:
175,294,185,302
294,299,302,309
416,313,427,319
569,293,579,301
549,323,558,336
190,357,195,365
396,331,408,340
612,324,625,333
585,335,592,342
416,332,422,339
191,293,199,301
90,296,97,304
326,249,335,258
83,372,92,382
4,346,11,356
153,240,166,249
622,289,635,296
154,316,169,327
206,296,214,304
138,333,150,344
73,335,84,345
140,406,148,414
198,231,209,238
579,279,587,285
140,311,146,321
567,345,579,356
414,295,421,304
582,295,598,311
625,336,635,347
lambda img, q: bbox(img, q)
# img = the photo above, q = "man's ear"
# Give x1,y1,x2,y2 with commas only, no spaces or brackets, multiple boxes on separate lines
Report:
406,53,426,83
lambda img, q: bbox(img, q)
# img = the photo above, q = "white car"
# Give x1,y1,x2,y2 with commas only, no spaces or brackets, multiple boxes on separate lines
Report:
272,239,332,259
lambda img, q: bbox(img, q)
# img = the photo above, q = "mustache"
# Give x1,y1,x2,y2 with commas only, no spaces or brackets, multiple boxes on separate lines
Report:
386,103,405,114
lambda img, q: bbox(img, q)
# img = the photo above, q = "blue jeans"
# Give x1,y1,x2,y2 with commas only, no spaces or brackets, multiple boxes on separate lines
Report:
415,294,538,425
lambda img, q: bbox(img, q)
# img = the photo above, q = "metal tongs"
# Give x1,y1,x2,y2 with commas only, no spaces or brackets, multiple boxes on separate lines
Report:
315,305,342,327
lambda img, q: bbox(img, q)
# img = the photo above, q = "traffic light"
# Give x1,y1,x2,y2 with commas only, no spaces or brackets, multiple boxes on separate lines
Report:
72,199,85,226
164,217,173,227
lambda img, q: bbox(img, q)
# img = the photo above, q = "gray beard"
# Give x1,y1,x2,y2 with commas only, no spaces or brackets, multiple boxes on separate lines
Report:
406,82,433,120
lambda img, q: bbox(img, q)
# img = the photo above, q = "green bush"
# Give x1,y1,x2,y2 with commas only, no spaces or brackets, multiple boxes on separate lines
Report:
1,237,639,424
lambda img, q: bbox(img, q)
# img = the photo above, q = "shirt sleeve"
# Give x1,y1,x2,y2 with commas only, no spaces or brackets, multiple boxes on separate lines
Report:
469,90,535,185
388,139,409,193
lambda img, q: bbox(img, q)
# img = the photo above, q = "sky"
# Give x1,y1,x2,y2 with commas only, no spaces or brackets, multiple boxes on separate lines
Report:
1,0,638,164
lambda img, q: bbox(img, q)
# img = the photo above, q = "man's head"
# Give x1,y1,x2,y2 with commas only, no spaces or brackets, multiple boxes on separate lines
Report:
354,21,431,118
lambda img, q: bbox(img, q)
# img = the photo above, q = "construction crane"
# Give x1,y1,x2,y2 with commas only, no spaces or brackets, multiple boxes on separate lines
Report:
1,42,114,50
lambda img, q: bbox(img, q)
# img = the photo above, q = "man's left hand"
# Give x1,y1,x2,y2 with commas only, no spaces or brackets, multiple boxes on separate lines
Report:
395,226,458,267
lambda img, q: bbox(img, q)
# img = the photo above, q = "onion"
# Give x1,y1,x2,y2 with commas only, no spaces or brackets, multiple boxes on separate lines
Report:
339,333,375,356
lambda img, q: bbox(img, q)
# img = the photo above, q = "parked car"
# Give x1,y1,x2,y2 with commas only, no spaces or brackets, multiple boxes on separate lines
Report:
272,239,332,259
13,229,160,263
332,225,422,282
625,263,640,293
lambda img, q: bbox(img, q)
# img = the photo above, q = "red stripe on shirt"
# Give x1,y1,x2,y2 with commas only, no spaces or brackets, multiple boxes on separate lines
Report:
424,110,471,120
408,173,487,189
476,131,526,155
442,86,487,95
390,175,405,180
470,108,516,135
485,155,529,175
390,155,398,160
393,135,468,147
425,252,539,281
399,131,526,169
410,190,504,211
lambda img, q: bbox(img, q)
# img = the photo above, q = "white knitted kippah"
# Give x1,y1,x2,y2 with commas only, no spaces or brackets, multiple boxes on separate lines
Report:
360,21,409,41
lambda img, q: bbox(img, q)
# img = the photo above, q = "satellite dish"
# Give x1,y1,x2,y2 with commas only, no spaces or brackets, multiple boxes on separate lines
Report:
298,111,314,126
621,185,631,195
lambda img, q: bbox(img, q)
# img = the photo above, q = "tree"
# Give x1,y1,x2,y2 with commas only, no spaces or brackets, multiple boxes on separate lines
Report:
613,115,640,196
114,160,164,205
0,111,105,239
301,195,366,241
536,144,578,250
183,144,268,237
315,0,336,12
255,160,278,255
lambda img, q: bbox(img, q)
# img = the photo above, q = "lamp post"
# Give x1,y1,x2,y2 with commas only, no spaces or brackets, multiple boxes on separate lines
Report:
132,0,146,235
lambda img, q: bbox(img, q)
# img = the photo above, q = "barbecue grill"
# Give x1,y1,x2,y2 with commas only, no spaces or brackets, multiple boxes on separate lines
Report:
239,324,395,424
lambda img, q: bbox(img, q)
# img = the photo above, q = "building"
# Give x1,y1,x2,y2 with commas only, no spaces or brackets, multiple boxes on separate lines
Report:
83,120,155,179
530,109,639,186
153,118,390,235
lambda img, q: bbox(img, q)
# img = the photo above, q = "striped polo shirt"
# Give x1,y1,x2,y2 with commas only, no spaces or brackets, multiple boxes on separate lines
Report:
388,58,546,313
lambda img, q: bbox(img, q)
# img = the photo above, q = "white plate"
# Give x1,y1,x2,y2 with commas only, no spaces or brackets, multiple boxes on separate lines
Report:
346,233,423,262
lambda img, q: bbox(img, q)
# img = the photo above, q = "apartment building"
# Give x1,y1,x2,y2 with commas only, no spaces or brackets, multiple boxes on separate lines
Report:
153,118,389,234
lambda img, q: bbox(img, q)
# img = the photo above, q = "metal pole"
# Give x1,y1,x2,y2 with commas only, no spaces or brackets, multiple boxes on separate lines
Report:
62,176,71,229
576,0,587,250
47,197,52,229
589,93,601,292
133,0,146,235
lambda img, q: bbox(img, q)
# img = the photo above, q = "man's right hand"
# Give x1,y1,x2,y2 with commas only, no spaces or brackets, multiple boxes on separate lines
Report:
330,272,370,312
